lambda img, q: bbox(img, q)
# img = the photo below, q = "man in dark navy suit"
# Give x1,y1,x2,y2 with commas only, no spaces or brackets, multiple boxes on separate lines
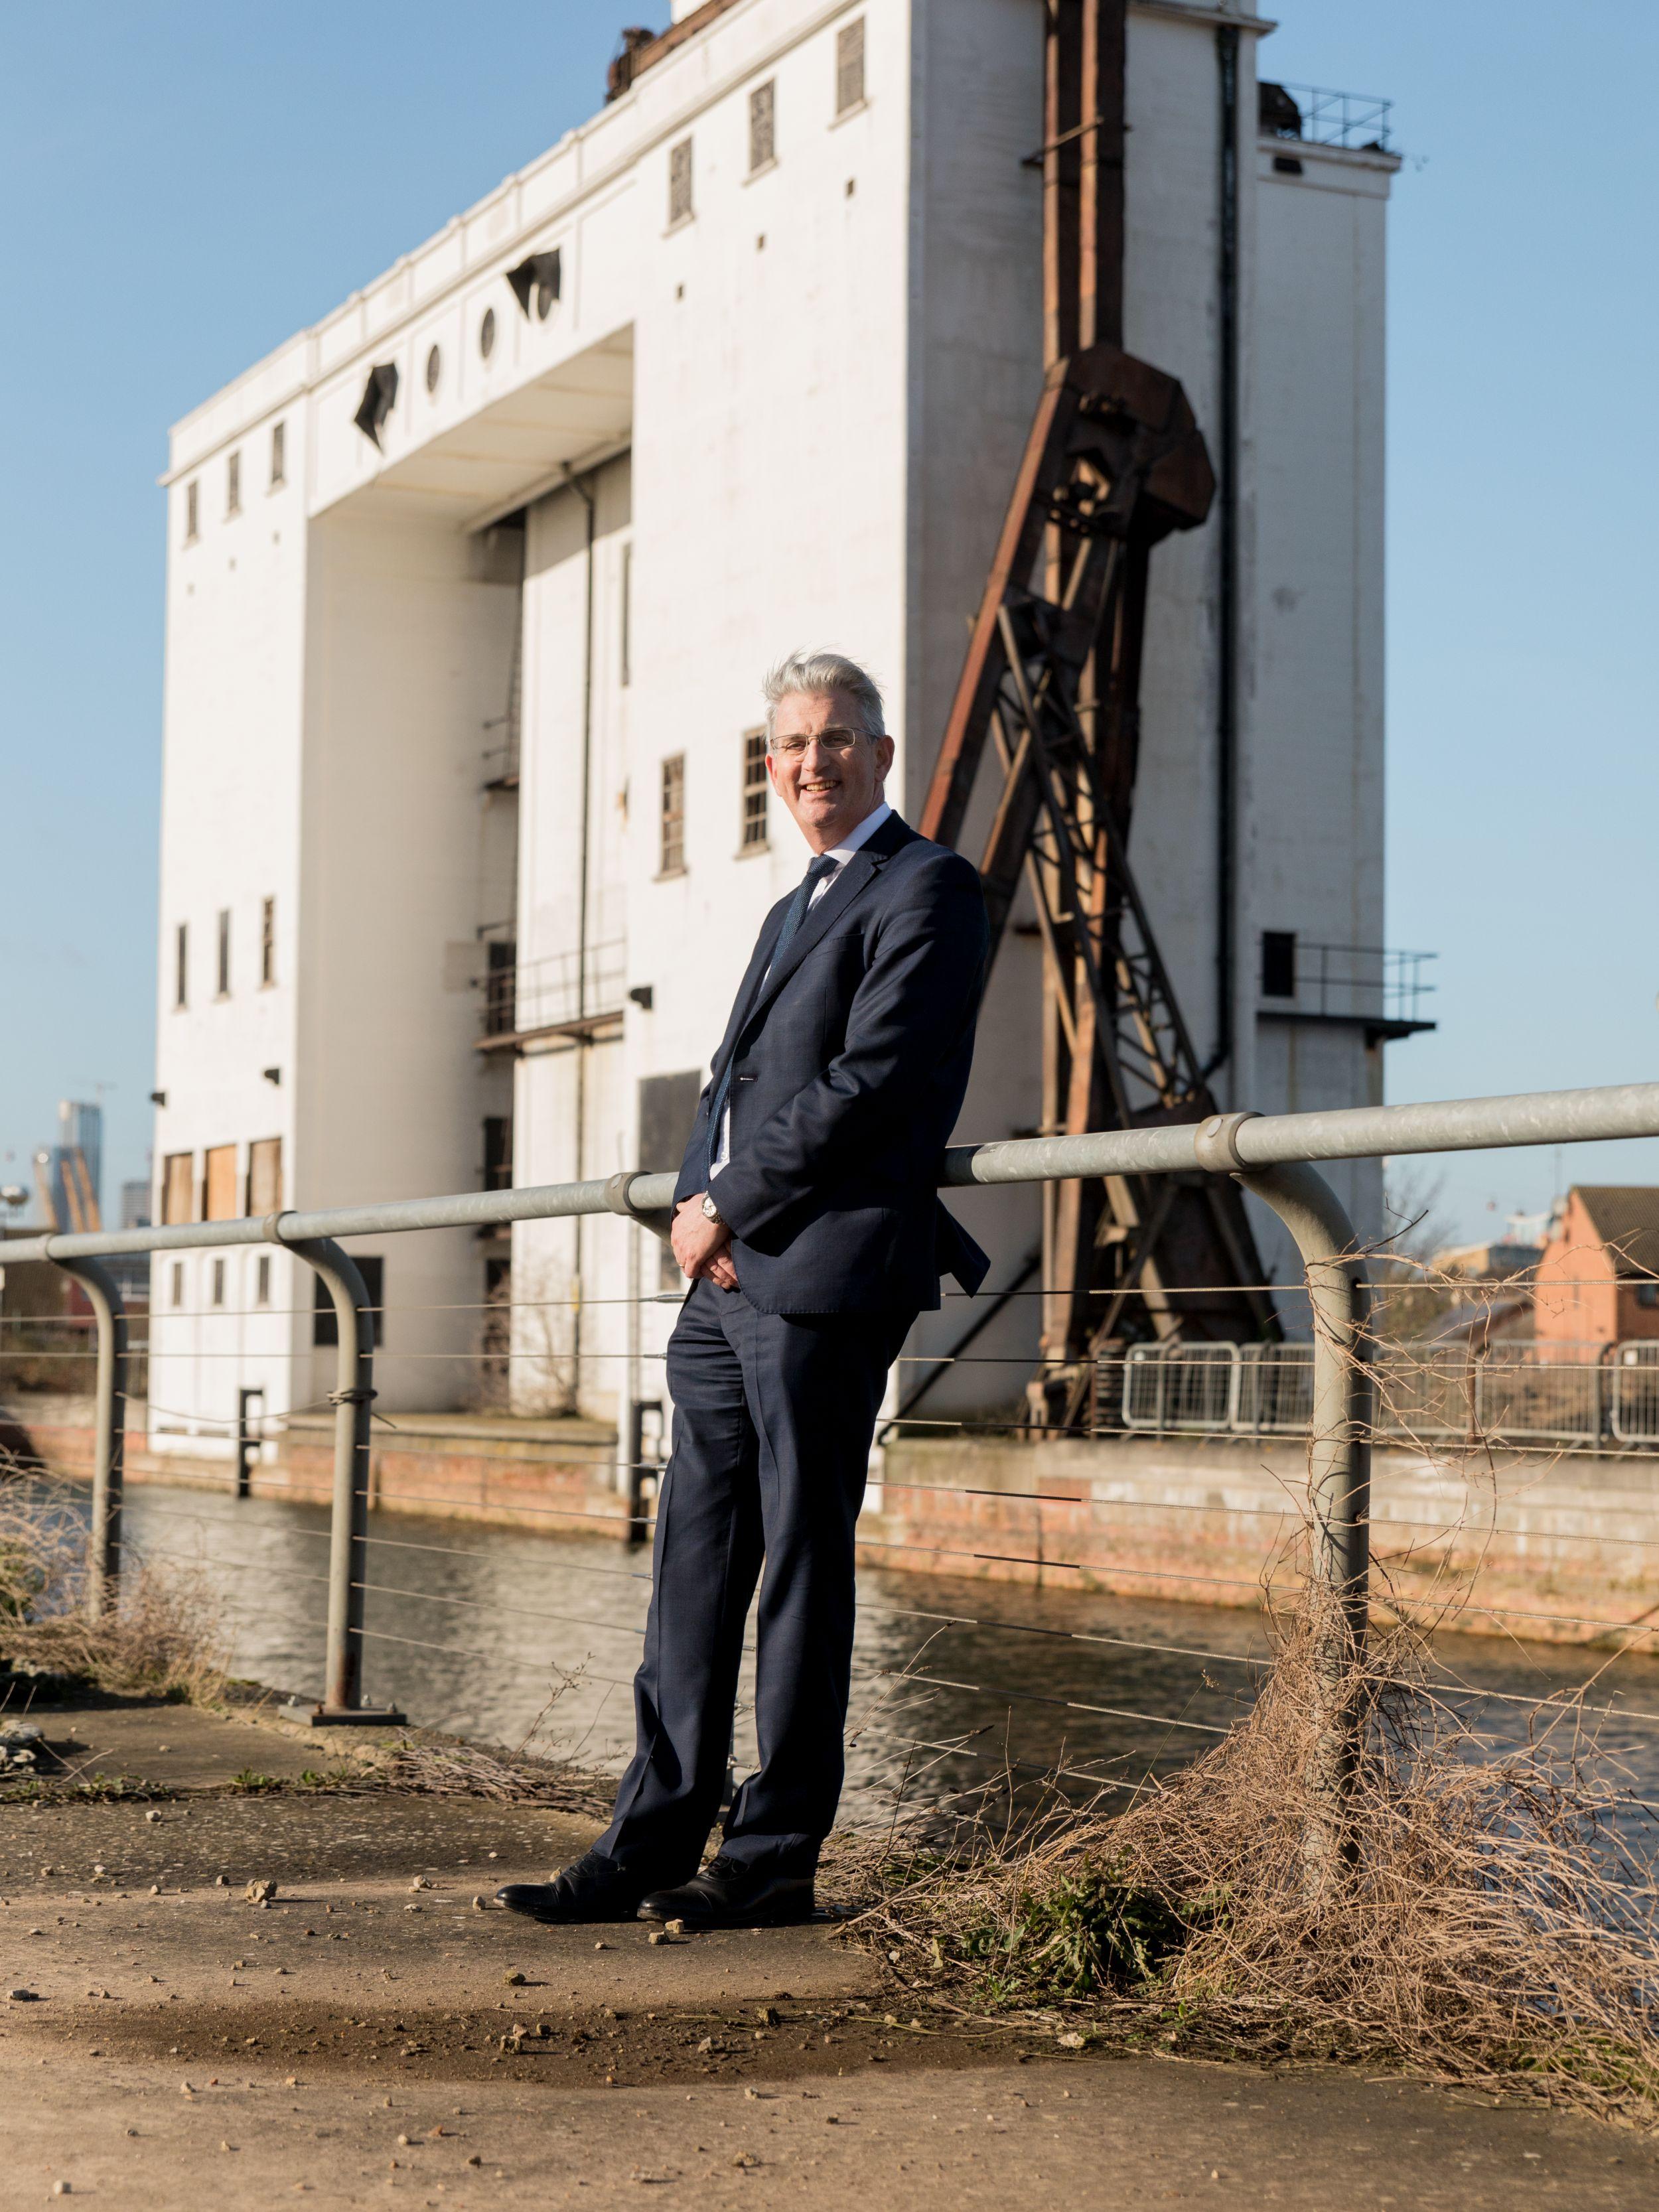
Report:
500,650,989,1930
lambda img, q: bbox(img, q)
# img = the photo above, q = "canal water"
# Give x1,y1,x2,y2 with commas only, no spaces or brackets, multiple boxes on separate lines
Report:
125,1482,1659,1825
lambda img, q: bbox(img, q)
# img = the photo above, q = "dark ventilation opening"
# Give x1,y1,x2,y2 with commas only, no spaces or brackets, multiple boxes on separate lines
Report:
639,1071,704,1291
507,249,562,320
1273,155,1305,176
352,363,399,449
482,1115,514,1192
1261,931,1299,1000
1258,81,1303,138
313,1255,385,1347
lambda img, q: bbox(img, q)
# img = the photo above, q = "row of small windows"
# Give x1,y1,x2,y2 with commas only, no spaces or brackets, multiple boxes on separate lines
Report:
167,1251,271,1311
173,896,277,1008
184,422,284,542
668,18,865,226
657,731,771,876
163,1247,385,1341
160,1137,283,1228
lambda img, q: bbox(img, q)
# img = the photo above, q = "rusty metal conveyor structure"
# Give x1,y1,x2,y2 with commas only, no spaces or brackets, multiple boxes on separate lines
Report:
918,0,1275,1429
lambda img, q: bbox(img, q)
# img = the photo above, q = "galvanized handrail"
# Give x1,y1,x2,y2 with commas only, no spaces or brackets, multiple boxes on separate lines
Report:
12,1079,1659,1271
19,1077,1659,1863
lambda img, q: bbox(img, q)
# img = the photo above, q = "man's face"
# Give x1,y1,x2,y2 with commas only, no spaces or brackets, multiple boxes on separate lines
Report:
767,688,895,853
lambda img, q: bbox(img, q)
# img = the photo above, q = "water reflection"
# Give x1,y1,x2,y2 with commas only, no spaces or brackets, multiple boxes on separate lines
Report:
123,1483,1659,1823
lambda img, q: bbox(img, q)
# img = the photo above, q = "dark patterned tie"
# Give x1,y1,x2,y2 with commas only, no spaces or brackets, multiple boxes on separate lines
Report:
703,855,838,1184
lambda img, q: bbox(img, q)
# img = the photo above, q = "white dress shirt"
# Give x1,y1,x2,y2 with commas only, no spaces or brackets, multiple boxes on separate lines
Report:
709,801,893,1180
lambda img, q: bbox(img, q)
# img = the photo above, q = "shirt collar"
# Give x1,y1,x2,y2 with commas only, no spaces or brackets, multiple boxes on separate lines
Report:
820,799,893,868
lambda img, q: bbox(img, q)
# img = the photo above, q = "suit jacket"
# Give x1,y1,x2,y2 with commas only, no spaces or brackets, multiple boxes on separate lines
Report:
674,809,991,1316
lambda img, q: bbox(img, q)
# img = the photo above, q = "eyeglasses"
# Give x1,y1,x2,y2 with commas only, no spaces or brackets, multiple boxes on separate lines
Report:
770,728,871,759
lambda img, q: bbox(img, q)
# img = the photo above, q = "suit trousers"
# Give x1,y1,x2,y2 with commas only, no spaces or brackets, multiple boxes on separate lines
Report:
595,1277,912,1881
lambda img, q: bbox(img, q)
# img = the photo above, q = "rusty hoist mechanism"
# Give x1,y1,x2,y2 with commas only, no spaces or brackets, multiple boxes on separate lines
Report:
920,0,1276,1431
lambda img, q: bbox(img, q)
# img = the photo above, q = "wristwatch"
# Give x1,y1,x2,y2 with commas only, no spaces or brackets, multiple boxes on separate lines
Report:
701,1194,727,1227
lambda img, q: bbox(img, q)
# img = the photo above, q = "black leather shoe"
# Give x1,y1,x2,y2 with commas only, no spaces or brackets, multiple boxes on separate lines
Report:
637,1854,816,1929
496,1849,648,1924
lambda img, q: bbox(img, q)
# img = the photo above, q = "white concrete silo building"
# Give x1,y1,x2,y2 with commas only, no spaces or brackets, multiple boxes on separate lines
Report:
146,0,1406,1454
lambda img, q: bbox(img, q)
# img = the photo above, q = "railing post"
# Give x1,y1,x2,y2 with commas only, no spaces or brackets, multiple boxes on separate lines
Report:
46,1249,127,1621
1195,1116,1370,1882
269,1227,403,1724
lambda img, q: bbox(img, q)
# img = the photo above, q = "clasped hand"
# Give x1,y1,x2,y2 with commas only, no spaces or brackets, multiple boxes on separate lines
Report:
672,1196,739,1290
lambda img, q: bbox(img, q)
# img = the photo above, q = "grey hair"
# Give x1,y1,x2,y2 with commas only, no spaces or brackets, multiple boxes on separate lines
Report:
762,650,887,742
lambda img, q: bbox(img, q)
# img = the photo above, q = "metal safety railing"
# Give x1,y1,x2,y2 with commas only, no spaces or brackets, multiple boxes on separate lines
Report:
1115,1337,1658,1448
8,1081,1659,1855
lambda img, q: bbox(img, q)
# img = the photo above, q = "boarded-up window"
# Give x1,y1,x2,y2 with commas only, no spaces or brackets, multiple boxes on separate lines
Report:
204,1144,239,1221
260,895,276,985
247,1137,283,1215
668,137,693,224
836,18,865,114
660,754,686,875
161,1152,196,1226
314,1255,385,1348
741,730,768,850
749,81,776,171
640,1071,704,1291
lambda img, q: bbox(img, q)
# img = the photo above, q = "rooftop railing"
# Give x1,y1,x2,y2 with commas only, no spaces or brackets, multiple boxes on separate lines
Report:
1259,80,1394,154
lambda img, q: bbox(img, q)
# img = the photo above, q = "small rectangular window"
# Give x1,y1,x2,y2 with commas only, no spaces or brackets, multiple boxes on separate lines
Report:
483,1115,514,1192
269,421,286,488
204,1144,240,1222
749,80,776,172
216,908,231,996
1261,930,1298,1000
161,1152,196,1227
668,137,693,225
211,1257,226,1308
255,1254,271,1308
226,450,241,516
174,921,188,1008
836,18,865,115
171,1261,185,1308
741,730,769,850
248,1137,283,1215
660,754,686,876
619,542,632,688
260,895,276,985
184,481,199,543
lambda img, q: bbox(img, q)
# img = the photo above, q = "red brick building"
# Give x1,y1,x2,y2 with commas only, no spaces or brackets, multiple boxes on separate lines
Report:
1533,1187,1659,1349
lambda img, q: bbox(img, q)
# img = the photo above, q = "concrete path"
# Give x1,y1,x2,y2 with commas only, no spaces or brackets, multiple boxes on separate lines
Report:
0,1700,1654,2207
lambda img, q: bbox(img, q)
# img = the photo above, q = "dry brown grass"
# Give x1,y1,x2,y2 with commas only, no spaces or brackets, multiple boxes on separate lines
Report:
843,1592,1659,2126
0,1464,228,1704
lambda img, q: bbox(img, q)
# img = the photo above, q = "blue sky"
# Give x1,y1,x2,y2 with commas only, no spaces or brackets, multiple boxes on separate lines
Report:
1,1,1654,1240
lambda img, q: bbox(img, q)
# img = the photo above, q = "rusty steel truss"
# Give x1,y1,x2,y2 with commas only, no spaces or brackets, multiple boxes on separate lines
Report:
920,0,1275,1429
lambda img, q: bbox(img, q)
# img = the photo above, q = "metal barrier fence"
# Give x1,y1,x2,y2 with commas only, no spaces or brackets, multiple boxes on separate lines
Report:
7,1080,1659,1856
1115,1338,1659,1448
